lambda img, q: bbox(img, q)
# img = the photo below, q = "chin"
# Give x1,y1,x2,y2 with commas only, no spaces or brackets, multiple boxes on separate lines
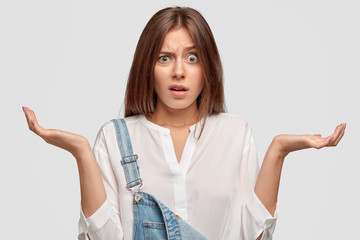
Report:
167,103,192,110
164,100,195,111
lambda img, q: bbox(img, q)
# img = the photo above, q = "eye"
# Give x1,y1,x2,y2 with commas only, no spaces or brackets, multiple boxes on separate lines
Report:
158,56,170,62
187,54,198,63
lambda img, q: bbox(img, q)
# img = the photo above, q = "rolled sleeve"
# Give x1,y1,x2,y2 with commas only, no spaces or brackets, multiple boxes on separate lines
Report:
78,124,124,240
78,198,123,240
245,191,278,239
240,122,278,239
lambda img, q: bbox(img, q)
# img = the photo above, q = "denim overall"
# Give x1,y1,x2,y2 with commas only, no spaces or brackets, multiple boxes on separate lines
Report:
112,119,207,240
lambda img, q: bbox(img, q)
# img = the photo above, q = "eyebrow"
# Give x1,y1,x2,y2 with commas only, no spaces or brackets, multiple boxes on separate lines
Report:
159,46,196,54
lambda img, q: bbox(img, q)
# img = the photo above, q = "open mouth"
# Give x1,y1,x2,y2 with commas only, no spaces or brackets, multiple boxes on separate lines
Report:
170,87,187,91
169,84,188,97
169,85,188,91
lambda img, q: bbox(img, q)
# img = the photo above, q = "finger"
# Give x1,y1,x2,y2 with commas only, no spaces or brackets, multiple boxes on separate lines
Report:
329,123,345,146
332,124,346,146
24,107,36,131
324,125,340,146
332,123,343,135
29,109,44,135
22,107,32,129
314,134,322,137
30,109,40,127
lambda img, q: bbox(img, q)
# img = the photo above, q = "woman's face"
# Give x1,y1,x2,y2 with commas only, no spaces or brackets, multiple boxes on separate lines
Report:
153,27,205,112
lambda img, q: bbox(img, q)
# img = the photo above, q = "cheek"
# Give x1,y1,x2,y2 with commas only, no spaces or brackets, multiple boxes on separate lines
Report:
193,69,205,91
199,75,205,88
153,66,169,94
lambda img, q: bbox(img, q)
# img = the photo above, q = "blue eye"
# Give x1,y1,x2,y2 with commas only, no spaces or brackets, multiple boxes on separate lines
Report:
158,56,170,62
187,54,198,63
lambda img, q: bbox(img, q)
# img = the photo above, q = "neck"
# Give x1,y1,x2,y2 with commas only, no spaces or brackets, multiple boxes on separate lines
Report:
146,100,202,128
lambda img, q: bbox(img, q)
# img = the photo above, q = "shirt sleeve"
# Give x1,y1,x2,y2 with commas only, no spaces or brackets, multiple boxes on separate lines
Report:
77,125,124,240
240,122,278,240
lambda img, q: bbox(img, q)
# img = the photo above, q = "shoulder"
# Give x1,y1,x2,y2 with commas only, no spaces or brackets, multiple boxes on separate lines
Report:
208,112,250,129
95,115,144,140
93,115,145,152
199,113,252,141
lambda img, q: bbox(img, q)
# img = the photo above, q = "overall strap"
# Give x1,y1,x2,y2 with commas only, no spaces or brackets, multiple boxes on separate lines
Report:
111,118,142,191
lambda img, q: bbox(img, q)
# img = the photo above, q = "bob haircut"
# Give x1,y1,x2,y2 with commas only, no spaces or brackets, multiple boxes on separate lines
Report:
124,6,225,122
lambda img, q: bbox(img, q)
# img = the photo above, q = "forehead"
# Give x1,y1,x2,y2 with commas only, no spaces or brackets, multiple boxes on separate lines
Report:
160,27,195,50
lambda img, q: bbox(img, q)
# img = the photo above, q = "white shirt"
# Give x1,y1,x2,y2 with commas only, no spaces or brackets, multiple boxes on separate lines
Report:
78,113,278,240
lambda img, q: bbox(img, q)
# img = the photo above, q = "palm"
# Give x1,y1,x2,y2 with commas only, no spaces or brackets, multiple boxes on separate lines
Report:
22,106,89,156
274,123,346,155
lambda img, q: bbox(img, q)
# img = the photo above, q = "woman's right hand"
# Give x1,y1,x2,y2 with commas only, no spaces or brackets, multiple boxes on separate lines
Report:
22,106,89,157
23,106,108,220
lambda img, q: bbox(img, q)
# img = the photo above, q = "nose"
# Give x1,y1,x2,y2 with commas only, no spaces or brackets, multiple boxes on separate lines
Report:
172,59,185,79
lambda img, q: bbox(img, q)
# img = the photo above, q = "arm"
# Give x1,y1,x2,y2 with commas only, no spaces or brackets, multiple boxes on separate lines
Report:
75,142,107,218
23,107,126,240
77,131,124,240
22,106,107,217
254,123,346,221
77,141,124,240
254,142,284,240
254,140,285,217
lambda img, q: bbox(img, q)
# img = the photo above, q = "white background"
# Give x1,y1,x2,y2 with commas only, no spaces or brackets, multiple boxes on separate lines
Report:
1,0,359,239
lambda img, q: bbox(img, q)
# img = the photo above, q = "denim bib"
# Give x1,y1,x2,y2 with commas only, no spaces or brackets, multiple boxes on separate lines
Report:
112,119,207,240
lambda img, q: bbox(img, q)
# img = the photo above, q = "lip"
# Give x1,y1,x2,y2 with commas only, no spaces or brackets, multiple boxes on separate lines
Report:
168,84,189,91
169,84,188,98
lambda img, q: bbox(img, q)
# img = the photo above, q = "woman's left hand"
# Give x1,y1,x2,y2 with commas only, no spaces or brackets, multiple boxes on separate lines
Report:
273,123,346,157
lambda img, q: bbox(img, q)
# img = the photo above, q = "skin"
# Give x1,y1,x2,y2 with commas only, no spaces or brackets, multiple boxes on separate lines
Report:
22,27,346,239
22,106,107,221
147,26,205,163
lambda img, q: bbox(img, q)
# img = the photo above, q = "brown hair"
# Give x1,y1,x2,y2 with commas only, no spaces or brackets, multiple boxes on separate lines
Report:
124,6,226,128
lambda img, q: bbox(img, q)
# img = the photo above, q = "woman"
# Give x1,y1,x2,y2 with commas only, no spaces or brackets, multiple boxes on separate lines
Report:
22,6,345,240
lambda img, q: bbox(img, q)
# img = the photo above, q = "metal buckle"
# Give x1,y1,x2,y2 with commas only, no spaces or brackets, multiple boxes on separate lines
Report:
134,192,142,203
127,180,143,194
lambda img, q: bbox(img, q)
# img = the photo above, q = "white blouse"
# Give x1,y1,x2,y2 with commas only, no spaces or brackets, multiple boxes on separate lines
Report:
78,113,278,240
